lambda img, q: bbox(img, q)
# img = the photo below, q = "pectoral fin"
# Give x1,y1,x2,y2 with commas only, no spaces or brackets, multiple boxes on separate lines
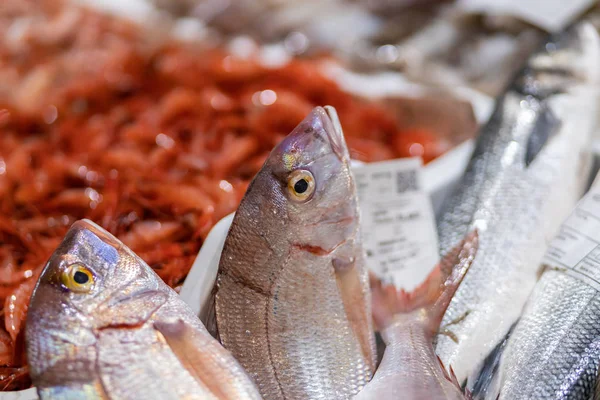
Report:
333,256,376,372
154,320,261,400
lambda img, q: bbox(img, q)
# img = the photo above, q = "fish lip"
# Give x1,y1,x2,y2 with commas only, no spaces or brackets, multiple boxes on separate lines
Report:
323,105,350,161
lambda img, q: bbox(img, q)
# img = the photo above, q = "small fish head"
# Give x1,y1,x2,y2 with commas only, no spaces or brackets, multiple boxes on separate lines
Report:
26,219,168,383
515,23,599,100
262,106,358,252
508,23,599,167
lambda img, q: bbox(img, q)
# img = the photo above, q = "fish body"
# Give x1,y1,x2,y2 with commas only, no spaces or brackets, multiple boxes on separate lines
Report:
355,232,478,400
498,271,600,399
434,21,600,387
496,177,600,399
215,106,376,400
26,219,261,400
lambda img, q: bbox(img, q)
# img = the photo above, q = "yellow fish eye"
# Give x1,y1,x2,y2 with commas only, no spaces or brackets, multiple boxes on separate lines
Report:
287,170,315,202
61,263,94,293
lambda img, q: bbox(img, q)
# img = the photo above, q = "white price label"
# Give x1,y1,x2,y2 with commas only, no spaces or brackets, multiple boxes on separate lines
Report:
543,182,600,290
353,158,439,291
457,0,595,32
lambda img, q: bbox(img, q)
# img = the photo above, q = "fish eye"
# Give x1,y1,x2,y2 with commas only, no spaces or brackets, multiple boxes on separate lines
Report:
61,263,95,293
287,170,315,202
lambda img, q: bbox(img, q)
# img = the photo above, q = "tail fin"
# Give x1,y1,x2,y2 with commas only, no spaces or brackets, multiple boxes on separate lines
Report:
370,230,478,331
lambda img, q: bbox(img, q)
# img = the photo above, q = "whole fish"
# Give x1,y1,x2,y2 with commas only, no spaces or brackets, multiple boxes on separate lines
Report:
26,219,262,400
354,231,478,400
214,106,377,400
434,21,600,388
496,173,600,399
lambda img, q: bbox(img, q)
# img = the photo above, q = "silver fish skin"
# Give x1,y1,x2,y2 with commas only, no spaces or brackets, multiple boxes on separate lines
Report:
434,21,600,386
496,175,600,399
215,106,377,400
354,232,478,400
26,219,262,400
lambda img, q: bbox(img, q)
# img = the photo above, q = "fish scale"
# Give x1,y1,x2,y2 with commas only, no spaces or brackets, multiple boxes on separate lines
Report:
498,272,600,399
97,329,208,400
434,22,600,387
271,254,371,398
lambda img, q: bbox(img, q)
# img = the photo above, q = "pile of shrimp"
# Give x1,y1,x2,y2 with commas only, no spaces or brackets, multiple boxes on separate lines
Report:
0,0,450,391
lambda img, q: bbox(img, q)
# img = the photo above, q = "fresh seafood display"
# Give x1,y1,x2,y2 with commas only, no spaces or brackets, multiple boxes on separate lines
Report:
0,0,461,383
3,0,600,398
435,21,600,388
355,232,478,400
214,106,376,400
493,175,600,399
26,219,261,399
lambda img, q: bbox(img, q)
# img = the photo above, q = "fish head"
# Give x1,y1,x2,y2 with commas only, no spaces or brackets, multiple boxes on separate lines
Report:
259,105,358,252
26,219,168,381
516,23,600,100
509,23,600,167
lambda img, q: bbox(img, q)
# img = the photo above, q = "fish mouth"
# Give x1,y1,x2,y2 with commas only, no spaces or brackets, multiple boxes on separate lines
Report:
276,106,351,167
323,105,350,161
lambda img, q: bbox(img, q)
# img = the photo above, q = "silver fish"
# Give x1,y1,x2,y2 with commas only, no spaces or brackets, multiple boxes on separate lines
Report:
496,173,600,399
26,219,262,400
434,21,600,388
354,232,478,400
214,106,377,400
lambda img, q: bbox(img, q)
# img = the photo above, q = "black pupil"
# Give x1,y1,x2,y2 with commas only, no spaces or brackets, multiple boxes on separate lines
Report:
294,179,309,194
73,271,89,284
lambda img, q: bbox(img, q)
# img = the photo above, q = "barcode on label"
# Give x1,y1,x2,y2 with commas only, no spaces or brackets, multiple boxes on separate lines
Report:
396,170,417,193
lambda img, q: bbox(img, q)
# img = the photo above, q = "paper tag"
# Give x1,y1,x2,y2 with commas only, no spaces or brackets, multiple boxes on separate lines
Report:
457,0,595,32
543,184,600,290
353,158,439,291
